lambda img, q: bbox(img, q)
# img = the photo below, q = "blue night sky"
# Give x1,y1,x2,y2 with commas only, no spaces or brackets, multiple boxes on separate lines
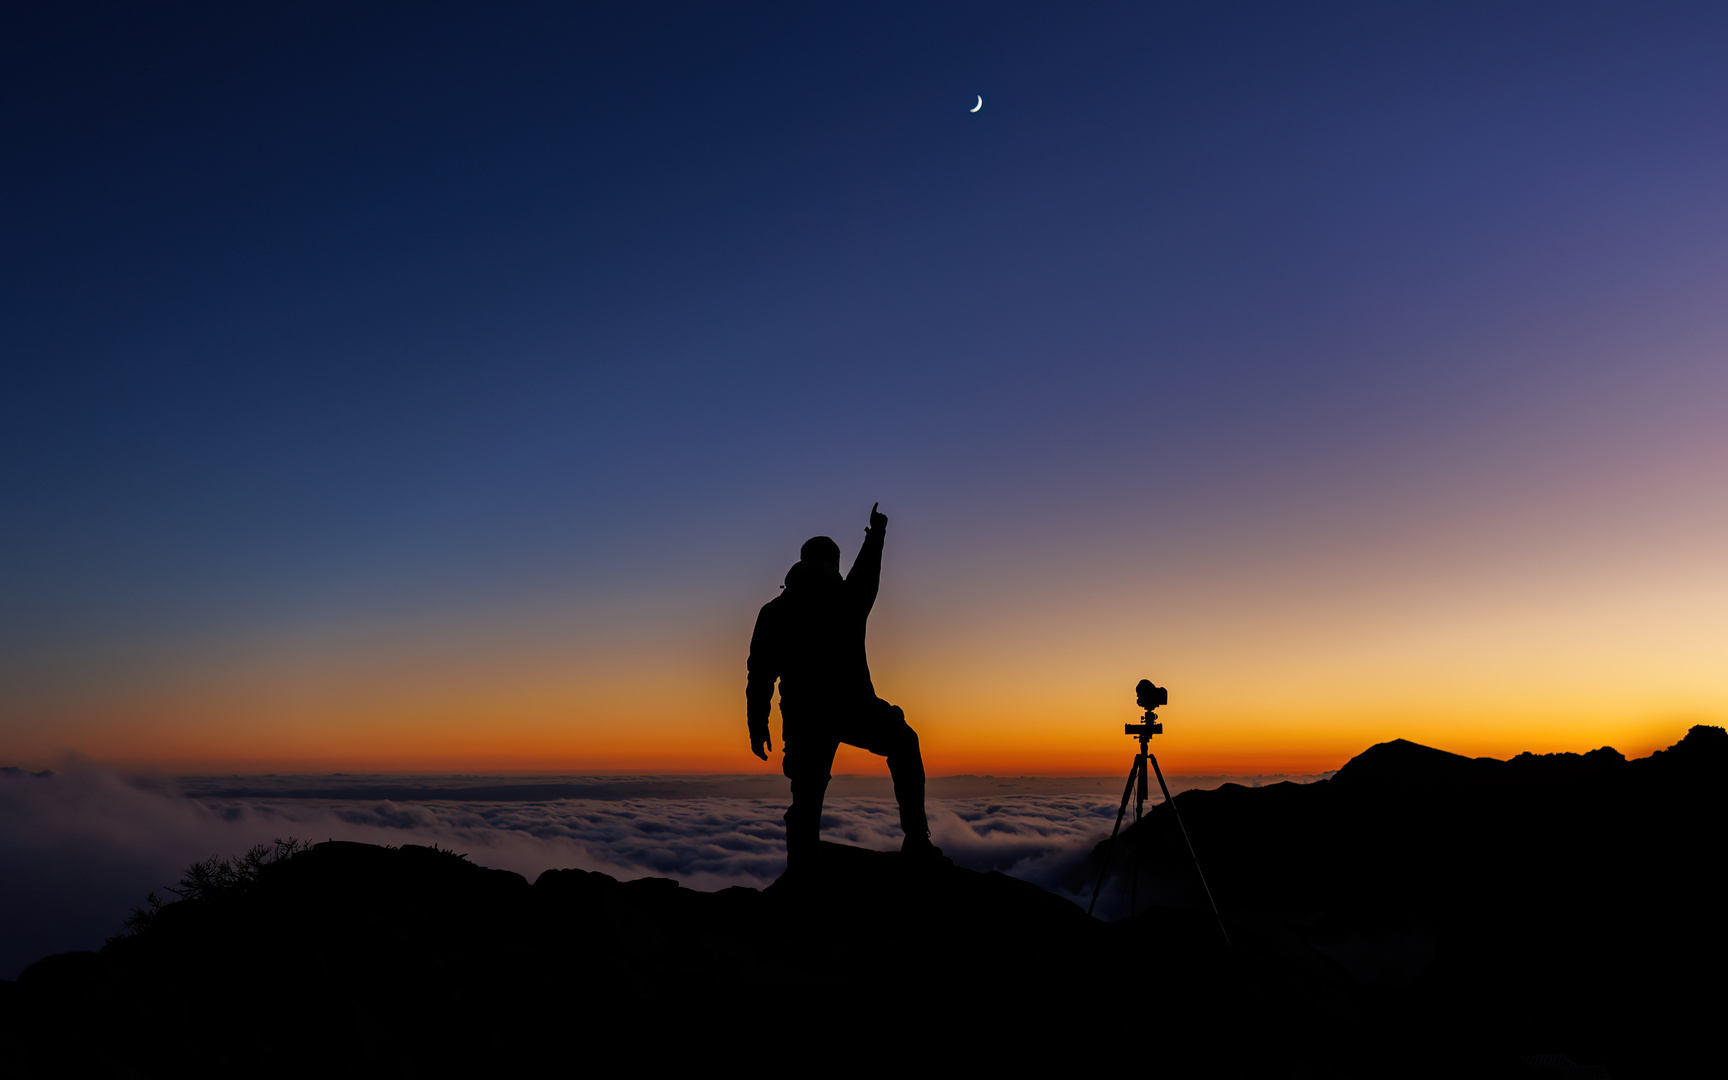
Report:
4,2,1726,772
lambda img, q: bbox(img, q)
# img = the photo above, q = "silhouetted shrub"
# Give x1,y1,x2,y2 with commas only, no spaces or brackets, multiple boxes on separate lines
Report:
118,837,310,938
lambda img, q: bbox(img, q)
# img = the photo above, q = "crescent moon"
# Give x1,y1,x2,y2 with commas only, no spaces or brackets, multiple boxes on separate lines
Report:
970,95,982,113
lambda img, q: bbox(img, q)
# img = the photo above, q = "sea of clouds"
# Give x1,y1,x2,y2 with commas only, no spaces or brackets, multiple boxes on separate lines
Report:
1,764,1327,979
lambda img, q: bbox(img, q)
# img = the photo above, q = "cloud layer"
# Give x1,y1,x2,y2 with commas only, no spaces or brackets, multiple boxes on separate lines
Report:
3,765,1325,977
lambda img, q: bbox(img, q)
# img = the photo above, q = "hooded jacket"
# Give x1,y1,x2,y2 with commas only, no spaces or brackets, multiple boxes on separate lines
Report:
746,524,884,728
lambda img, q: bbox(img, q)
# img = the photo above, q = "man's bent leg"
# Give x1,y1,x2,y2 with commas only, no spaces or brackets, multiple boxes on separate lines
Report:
843,700,935,852
881,706,930,841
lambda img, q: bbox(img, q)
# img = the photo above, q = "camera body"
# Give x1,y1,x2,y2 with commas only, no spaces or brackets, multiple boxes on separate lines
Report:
1135,679,1168,711
1126,679,1167,737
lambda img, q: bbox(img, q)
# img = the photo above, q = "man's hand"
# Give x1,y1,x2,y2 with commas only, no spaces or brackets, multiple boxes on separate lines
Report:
750,722,772,762
869,501,887,533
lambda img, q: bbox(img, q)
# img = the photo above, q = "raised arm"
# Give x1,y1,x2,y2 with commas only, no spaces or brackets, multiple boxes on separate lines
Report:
846,502,887,613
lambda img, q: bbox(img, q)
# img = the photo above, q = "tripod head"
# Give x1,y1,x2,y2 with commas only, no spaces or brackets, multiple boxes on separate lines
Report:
1125,679,1167,740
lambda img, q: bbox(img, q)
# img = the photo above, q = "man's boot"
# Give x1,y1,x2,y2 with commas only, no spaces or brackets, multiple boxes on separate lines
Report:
901,829,950,865
896,800,949,864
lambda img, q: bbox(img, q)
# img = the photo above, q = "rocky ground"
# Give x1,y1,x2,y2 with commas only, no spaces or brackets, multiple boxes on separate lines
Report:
7,726,1722,1078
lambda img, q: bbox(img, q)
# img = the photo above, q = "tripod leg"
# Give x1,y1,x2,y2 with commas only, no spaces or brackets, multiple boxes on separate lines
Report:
1146,751,1230,946
1132,748,1156,919
1087,758,1142,918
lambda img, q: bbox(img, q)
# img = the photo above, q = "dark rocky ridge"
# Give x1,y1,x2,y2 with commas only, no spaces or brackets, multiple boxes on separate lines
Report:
6,727,1722,1078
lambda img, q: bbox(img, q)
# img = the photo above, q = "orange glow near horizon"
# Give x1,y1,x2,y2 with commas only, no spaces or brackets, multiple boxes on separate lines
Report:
5,505,1722,778
18,680,1706,778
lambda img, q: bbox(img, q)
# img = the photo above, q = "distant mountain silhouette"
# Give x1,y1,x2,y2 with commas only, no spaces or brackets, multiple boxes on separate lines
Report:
5,727,1721,1077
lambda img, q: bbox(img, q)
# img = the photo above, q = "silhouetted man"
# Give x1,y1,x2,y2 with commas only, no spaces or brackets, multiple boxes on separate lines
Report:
747,503,941,866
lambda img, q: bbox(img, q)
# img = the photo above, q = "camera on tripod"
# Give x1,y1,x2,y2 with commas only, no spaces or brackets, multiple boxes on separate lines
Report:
1127,678,1167,737
1088,677,1226,941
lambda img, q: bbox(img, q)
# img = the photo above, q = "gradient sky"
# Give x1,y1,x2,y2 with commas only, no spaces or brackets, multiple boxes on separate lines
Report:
4,2,1725,775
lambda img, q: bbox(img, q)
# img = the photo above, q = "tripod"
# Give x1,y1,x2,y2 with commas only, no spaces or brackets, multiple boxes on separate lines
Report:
1087,706,1230,945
